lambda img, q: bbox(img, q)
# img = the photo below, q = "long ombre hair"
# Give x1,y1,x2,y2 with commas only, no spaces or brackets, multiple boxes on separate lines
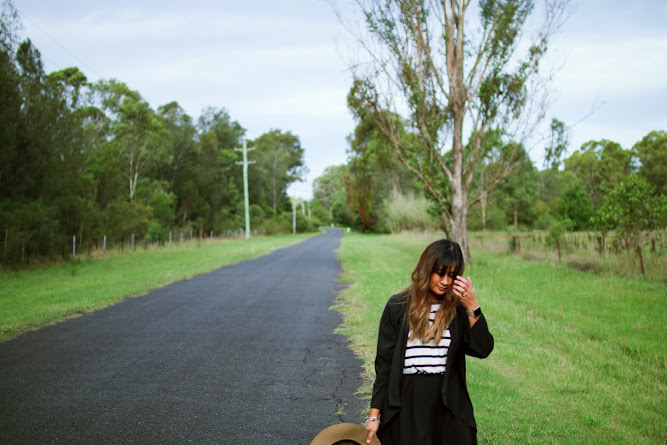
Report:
407,239,464,345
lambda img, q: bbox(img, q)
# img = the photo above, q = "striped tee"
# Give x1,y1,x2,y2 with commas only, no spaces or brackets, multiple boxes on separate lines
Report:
403,303,451,375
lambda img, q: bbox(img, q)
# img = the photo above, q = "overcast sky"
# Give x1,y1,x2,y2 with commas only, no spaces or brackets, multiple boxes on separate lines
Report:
12,0,667,199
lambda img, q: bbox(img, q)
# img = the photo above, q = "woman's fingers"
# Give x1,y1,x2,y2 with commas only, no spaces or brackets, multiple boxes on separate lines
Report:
453,276,474,300
365,424,378,444
453,276,467,293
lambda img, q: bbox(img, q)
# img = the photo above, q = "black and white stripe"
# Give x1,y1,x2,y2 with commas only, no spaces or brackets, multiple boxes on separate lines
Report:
403,303,451,375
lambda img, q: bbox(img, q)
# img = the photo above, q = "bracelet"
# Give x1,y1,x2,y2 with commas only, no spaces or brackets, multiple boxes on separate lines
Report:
365,416,379,425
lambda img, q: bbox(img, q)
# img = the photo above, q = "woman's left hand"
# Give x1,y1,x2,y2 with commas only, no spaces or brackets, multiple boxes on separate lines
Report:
453,276,479,311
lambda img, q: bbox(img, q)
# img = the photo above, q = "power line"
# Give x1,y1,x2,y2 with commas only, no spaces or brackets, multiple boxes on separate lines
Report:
14,6,106,80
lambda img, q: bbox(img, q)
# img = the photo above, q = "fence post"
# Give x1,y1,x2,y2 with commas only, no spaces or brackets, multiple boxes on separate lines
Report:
22,238,25,264
4,228,8,262
103,235,107,252
180,232,183,243
169,231,172,246
73,235,76,257
131,233,135,251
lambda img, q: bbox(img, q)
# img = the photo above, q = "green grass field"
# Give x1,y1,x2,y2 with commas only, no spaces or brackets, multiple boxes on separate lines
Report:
0,233,316,341
335,232,666,444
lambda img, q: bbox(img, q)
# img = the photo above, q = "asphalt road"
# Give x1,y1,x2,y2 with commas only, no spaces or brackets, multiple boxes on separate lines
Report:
0,228,366,444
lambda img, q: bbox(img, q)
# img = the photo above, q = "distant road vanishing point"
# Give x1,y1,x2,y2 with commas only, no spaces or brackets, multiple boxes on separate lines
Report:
0,228,365,444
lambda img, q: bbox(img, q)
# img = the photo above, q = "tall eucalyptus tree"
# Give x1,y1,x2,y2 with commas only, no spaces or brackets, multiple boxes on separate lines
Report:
343,0,572,259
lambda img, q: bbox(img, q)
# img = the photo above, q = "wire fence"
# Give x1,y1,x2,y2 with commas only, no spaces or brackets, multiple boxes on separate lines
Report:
470,229,667,280
2,228,260,268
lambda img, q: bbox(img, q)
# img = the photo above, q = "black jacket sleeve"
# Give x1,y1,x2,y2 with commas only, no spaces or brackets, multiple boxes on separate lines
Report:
462,308,494,359
370,295,404,410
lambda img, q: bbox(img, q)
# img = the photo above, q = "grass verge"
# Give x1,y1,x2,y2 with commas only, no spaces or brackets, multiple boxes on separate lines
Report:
0,233,316,341
335,232,666,444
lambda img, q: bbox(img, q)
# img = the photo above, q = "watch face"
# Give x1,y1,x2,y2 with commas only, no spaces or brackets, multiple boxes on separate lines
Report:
473,307,482,317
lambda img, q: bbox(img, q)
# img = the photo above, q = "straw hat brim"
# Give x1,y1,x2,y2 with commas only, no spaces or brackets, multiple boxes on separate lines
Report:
310,423,381,445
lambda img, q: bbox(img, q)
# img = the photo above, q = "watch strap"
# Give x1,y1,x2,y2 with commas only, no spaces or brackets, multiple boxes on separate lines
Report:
466,306,482,318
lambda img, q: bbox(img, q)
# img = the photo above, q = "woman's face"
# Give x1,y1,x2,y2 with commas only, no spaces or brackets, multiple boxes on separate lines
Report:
429,267,456,296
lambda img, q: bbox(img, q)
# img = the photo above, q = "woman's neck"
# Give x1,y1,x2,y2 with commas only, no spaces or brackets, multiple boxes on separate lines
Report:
430,293,445,304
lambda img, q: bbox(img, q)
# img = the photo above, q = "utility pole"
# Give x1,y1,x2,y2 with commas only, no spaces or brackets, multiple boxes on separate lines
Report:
291,197,297,234
235,139,255,240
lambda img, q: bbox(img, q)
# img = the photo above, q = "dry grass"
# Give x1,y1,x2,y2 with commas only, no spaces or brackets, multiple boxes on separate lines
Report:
470,230,666,282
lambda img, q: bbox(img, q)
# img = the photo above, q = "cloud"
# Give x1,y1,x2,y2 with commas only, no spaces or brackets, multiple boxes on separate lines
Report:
550,37,667,96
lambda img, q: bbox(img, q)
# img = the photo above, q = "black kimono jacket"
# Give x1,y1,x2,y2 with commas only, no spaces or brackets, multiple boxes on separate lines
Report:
370,292,494,430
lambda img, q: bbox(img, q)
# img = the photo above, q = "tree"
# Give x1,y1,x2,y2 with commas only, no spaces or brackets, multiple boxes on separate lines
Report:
564,139,633,208
134,179,176,228
1,4,318,263
94,79,167,201
556,180,593,231
344,103,421,231
492,144,539,230
343,0,571,259
544,117,570,169
534,167,565,225
596,175,666,275
155,101,198,188
313,165,350,225
0,12,21,201
195,107,245,232
252,129,307,216
633,130,667,195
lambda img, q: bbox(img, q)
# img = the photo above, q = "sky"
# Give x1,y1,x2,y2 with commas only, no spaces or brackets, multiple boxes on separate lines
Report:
11,0,667,199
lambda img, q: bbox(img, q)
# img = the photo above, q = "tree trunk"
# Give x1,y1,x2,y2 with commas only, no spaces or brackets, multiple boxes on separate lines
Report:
637,246,645,276
481,190,487,233
129,158,135,200
449,94,470,261
450,183,470,262
449,176,470,261
447,8,469,261
514,208,518,231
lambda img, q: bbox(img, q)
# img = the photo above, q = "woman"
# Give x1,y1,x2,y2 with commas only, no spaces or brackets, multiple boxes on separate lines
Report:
364,239,494,445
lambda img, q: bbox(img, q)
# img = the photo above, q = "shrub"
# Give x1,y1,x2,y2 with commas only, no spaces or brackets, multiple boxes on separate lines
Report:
144,222,166,243
259,217,291,235
534,212,556,230
249,204,265,224
380,189,438,232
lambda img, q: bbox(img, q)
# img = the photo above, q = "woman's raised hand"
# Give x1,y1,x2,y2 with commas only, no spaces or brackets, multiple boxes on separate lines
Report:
453,276,478,311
